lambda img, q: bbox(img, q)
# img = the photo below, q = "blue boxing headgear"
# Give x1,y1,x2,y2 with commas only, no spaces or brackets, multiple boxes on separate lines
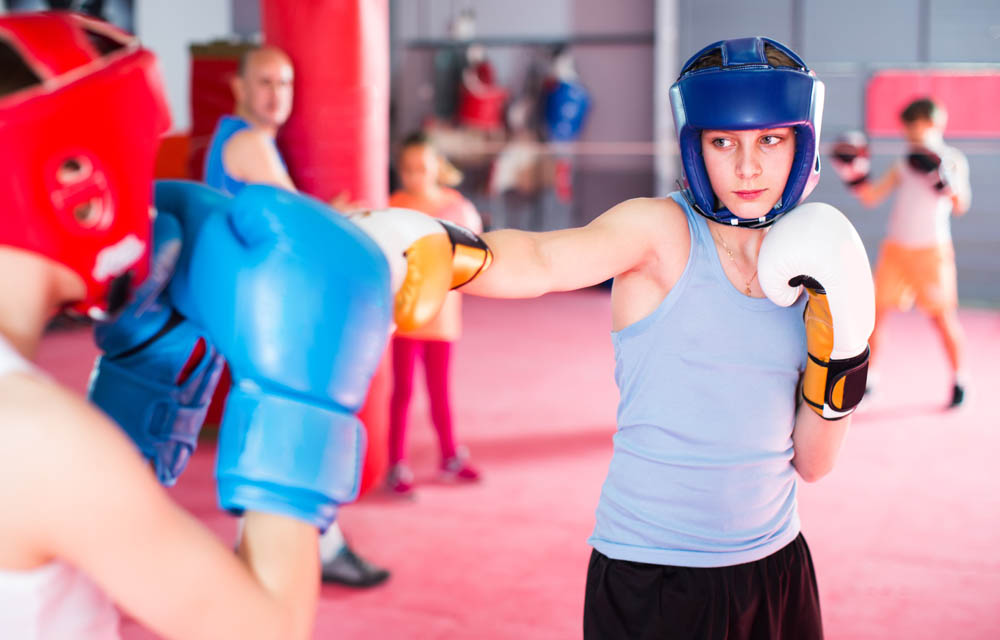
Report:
669,37,825,228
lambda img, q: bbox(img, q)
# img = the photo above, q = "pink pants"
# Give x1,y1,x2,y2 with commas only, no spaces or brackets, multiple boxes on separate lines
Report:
389,337,456,465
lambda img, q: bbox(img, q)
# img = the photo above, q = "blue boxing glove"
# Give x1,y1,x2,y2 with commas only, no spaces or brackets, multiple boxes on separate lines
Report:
88,211,225,486
162,181,393,531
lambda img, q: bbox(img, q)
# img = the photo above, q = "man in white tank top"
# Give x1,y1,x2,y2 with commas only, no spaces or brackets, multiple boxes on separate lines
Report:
0,12,333,640
831,98,972,408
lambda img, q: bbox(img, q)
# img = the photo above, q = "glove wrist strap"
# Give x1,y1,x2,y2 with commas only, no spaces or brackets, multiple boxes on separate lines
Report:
89,354,222,486
802,346,870,420
216,384,366,532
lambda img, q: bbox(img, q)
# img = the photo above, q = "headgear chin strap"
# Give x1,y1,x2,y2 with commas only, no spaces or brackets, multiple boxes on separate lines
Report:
0,11,171,319
669,37,824,228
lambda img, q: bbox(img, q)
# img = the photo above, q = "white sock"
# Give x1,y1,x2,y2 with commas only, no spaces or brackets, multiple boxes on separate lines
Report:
238,517,346,562
319,522,346,562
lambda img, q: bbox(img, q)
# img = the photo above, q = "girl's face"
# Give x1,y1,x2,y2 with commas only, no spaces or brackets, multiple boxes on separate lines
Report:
399,144,440,194
700,128,796,220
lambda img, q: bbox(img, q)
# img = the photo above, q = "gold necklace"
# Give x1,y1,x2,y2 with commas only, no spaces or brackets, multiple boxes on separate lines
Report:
713,231,758,295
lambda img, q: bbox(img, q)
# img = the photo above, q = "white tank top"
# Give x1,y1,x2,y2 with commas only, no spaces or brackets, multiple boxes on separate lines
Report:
0,335,121,640
886,144,963,248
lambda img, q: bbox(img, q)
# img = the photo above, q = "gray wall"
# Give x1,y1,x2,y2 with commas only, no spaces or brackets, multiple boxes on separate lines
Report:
232,0,261,39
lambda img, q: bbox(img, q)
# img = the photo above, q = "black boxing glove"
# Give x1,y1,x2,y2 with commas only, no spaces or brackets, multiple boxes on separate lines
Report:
906,148,954,195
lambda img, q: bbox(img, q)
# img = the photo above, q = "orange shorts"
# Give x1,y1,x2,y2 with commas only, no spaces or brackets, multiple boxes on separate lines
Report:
874,241,957,315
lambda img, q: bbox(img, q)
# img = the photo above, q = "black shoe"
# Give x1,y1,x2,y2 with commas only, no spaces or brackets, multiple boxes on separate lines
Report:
947,383,966,409
321,544,390,588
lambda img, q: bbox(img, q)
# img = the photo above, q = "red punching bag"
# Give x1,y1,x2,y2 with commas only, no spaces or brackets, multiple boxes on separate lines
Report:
262,0,391,495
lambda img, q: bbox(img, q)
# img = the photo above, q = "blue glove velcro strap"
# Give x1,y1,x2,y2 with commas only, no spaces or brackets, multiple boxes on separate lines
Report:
89,350,223,486
216,384,366,533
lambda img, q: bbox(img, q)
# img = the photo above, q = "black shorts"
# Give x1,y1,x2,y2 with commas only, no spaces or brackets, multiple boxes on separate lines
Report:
583,534,823,640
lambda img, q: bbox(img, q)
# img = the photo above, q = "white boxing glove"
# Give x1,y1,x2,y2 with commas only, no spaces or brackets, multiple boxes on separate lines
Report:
758,202,875,419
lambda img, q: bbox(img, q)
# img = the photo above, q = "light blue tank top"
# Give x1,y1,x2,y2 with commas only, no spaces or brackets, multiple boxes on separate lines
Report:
203,115,287,196
588,192,808,568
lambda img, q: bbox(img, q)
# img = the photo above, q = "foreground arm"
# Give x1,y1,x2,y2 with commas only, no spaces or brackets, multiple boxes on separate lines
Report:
1,377,313,640
462,198,675,299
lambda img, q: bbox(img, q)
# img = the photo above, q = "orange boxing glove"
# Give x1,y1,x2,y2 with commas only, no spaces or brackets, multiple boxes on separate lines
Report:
348,208,491,332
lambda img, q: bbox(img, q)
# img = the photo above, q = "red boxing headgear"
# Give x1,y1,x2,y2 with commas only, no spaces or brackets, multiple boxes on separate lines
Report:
0,12,171,319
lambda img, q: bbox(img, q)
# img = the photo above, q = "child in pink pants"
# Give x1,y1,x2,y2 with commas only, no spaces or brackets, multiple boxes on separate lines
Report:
386,132,484,495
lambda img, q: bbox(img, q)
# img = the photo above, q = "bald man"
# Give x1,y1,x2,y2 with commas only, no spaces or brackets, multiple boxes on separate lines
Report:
204,45,297,194
202,45,390,589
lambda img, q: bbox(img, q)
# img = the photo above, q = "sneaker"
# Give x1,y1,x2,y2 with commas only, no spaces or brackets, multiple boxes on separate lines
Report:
321,544,390,588
385,463,415,496
440,448,480,483
947,383,966,409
